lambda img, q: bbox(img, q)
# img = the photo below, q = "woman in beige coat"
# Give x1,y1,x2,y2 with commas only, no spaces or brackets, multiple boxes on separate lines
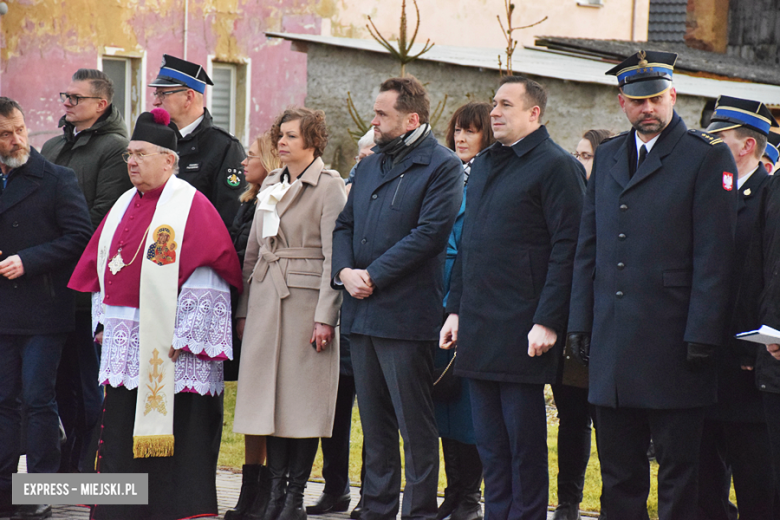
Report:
234,107,346,520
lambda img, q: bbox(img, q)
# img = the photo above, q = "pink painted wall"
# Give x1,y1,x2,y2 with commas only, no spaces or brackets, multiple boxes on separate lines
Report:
0,0,315,150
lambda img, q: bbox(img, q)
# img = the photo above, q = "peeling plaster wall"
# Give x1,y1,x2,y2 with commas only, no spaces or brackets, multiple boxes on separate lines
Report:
1,0,314,150
302,43,705,175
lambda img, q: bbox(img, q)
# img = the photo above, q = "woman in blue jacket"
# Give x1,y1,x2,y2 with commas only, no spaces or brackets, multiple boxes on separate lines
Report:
435,102,494,520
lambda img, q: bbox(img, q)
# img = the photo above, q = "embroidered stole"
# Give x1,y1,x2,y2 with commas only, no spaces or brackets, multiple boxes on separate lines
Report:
96,176,196,458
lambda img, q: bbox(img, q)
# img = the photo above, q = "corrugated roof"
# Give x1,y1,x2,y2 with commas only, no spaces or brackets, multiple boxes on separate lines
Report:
266,32,780,105
648,0,688,42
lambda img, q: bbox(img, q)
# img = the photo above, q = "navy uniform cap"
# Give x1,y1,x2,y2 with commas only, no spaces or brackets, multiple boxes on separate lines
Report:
149,54,214,94
606,50,677,99
764,132,780,165
707,95,779,136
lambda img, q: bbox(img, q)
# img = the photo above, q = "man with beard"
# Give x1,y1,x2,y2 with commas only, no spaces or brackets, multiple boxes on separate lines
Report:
567,51,738,519
332,76,463,520
0,97,92,519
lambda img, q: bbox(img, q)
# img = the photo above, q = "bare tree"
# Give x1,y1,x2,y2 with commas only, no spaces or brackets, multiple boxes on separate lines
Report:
497,1,547,76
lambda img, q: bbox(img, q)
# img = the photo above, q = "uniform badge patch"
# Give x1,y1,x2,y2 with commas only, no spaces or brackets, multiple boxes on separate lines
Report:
226,171,242,188
146,225,177,266
723,172,734,191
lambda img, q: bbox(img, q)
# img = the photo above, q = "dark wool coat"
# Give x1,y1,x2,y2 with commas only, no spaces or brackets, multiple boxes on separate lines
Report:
446,126,586,384
41,104,131,229
332,132,463,341
174,108,247,229
568,112,738,409
0,148,92,334
709,166,770,422
747,175,780,395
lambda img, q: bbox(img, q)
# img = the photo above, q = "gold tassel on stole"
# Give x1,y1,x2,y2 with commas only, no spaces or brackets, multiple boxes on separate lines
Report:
133,435,175,458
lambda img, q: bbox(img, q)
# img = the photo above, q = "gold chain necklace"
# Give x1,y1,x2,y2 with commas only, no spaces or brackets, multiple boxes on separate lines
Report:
108,226,151,275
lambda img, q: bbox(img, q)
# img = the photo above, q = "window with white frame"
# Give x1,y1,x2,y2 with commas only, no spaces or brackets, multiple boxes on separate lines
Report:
101,55,144,132
209,60,250,146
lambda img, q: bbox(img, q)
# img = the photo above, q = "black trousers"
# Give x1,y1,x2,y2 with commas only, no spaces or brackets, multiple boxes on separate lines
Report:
594,405,704,520
551,384,592,505
55,308,103,473
697,418,774,520
763,393,780,519
320,373,356,496
351,334,439,520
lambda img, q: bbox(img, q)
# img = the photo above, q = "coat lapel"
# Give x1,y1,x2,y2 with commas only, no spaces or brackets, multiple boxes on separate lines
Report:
276,157,324,219
0,150,45,215
738,166,768,214
609,134,631,189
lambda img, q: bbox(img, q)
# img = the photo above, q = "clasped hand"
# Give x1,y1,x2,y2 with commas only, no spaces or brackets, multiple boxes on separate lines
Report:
340,268,374,299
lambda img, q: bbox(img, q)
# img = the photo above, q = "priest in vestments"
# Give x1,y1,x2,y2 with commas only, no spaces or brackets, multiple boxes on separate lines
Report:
69,108,242,520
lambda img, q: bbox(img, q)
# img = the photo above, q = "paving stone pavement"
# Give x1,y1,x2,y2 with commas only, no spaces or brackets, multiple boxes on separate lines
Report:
9,459,584,519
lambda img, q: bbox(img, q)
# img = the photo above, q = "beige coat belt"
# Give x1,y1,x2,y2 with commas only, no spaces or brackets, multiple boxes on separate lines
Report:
251,246,325,299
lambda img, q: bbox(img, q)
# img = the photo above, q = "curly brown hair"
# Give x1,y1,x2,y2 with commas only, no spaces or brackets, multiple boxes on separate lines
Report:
270,107,328,158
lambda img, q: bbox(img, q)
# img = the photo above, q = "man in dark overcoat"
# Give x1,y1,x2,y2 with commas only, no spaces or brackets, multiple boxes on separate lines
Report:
567,51,738,519
332,76,462,520
696,96,776,519
0,97,92,519
440,75,585,520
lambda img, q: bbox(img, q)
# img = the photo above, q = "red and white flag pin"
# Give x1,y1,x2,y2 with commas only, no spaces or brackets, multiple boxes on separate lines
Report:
723,172,734,191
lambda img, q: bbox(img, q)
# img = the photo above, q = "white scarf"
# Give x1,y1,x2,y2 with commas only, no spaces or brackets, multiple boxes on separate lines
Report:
96,176,196,458
256,178,294,238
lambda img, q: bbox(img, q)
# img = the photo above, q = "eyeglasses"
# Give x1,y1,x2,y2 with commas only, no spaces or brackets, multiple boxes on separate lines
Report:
572,151,594,160
152,89,188,100
59,93,102,105
122,152,166,163
246,152,263,161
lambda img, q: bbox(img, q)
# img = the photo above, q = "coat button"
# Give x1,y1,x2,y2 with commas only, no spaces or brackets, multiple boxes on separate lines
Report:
618,233,626,241
617,262,625,270
372,194,378,200
620,204,628,211
616,291,624,298
13,283,18,289
361,238,367,244
12,221,19,227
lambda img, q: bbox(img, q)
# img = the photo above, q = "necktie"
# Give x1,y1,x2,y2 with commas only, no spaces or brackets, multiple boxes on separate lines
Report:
637,145,648,170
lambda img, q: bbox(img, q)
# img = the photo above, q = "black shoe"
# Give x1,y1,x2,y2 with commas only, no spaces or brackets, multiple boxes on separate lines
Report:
349,501,363,519
11,505,52,520
450,492,482,520
225,464,264,520
306,492,350,515
551,502,581,520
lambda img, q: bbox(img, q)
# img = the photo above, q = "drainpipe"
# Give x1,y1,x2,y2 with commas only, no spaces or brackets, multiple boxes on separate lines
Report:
630,0,637,41
183,0,189,59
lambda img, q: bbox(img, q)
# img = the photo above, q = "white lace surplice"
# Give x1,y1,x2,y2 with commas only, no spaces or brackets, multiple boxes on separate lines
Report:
93,267,233,396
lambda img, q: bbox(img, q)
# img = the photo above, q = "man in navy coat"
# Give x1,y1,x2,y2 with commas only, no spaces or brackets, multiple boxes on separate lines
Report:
0,98,92,518
332,76,462,520
440,76,585,519
567,51,738,519
696,96,777,519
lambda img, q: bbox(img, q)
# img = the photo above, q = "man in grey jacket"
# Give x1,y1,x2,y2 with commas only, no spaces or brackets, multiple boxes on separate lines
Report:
41,69,131,474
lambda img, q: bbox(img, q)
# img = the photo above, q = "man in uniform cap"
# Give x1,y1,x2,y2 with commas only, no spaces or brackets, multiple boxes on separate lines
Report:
761,132,780,173
567,50,738,518
695,95,778,519
69,108,242,520
149,54,246,228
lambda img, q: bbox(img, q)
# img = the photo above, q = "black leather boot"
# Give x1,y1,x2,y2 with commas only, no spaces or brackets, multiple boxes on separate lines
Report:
253,437,289,520
244,465,272,520
278,438,319,520
437,438,462,520
225,464,263,520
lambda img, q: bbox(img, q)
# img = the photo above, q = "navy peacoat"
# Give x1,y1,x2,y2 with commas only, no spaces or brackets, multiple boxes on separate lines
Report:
568,112,738,409
332,132,463,341
0,148,92,335
446,126,586,384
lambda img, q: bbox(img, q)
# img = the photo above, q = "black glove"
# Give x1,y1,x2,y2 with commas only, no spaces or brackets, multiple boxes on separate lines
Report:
686,342,717,371
567,332,591,366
